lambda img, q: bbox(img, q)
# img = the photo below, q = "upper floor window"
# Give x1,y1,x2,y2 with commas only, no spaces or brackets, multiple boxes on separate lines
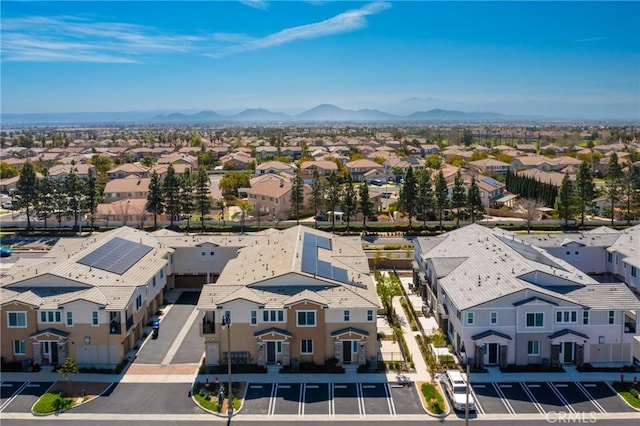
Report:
583,311,589,325
297,311,316,327
263,310,284,323
526,312,544,327
556,310,577,324
608,310,615,325
490,312,498,325
250,311,257,325
632,266,637,278
367,310,374,322
66,311,73,327
39,310,62,323
136,295,143,311
92,311,99,326
608,252,613,263
7,312,27,328
466,312,474,325
344,310,350,322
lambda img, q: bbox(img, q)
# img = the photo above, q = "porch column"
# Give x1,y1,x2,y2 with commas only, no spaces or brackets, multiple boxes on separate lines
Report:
32,342,42,365
550,344,561,368
58,342,68,364
474,344,484,370
256,342,265,367
334,341,343,364
282,342,290,366
576,344,585,367
358,342,366,366
499,345,508,369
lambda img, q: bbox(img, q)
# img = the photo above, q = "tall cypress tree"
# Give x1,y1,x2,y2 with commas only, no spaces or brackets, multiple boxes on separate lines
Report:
622,163,640,225
417,169,434,228
358,180,374,234
399,166,417,231
434,170,449,232
451,170,466,227
326,171,341,232
575,161,595,227
36,175,56,229
180,168,195,233
556,172,574,226
605,152,623,225
83,169,102,232
146,170,164,230
195,167,212,232
466,176,483,223
15,161,38,230
290,170,304,225
163,164,180,227
65,167,85,230
309,168,324,229
341,173,357,232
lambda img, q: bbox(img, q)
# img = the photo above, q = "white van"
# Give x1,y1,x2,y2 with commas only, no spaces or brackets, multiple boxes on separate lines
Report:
442,369,476,411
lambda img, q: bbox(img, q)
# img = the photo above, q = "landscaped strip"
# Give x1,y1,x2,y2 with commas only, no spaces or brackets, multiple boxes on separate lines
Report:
420,382,447,415
612,381,640,410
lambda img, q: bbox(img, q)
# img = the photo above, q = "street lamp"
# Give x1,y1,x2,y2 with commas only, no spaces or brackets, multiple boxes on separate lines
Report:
221,312,232,417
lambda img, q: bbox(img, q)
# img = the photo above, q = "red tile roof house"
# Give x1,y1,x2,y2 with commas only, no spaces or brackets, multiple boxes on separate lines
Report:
255,160,296,176
219,152,253,170
468,158,511,175
299,160,339,181
103,176,151,204
47,164,96,181
345,159,384,182
242,174,312,221
157,153,198,169
106,163,150,180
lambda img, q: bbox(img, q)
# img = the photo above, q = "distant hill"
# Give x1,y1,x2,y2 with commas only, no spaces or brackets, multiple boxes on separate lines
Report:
403,108,505,121
294,104,397,121
231,108,290,122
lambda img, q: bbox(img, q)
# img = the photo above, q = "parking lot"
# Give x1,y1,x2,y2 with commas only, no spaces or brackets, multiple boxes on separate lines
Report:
242,381,423,417
0,382,53,413
471,381,636,416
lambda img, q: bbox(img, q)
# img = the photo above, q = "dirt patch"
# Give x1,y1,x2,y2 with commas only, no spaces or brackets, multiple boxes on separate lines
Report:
126,363,199,375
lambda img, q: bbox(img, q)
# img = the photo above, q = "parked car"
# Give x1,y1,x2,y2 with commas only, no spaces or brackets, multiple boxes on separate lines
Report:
0,245,12,257
370,179,384,186
442,369,475,411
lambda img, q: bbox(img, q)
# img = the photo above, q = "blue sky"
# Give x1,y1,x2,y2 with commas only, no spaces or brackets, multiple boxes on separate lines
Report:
1,1,639,117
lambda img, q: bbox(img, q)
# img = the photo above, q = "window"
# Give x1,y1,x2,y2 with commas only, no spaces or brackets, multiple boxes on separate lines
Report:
297,311,316,327
250,311,257,325
39,311,62,323
583,311,589,325
526,312,544,327
301,339,313,355
262,310,284,323
201,252,206,256
556,310,577,324
224,311,231,325
152,277,156,287
210,251,214,256
490,312,498,325
608,252,613,263
632,266,637,278
608,310,615,325
66,311,73,327
136,295,142,311
92,311,99,326
616,255,619,265
527,340,540,356
160,269,164,278
367,310,374,322
13,340,26,355
466,312,474,325
344,310,350,322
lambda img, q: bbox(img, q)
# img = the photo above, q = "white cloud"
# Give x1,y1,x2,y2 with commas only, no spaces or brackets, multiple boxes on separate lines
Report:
576,37,606,43
208,1,391,58
1,15,204,63
240,0,269,10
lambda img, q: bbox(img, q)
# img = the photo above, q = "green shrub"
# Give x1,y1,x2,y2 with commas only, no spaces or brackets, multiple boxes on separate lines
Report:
421,383,445,415
33,392,73,414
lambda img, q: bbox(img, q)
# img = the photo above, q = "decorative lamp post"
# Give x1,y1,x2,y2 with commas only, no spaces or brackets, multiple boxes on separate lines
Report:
221,312,232,417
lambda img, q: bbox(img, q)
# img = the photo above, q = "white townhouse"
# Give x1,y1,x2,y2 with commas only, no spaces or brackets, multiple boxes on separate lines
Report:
413,224,640,369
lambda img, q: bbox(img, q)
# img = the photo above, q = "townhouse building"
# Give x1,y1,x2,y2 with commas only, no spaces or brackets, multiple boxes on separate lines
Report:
196,226,379,368
413,224,640,369
0,227,172,368
103,176,151,203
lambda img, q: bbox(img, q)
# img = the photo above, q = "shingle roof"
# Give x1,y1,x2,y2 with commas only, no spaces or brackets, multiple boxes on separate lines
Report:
331,327,370,337
254,327,292,338
548,329,589,340
471,330,512,341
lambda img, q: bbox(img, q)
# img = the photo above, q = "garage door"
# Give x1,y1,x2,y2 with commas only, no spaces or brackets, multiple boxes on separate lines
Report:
174,274,207,288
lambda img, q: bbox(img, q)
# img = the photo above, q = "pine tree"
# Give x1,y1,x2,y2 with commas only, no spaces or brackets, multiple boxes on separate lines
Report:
575,160,595,226
434,170,449,232
195,167,212,232
621,163,640,225
65,167,85,230
82,169,102,232
451,170,466,227
15,161,38,230
398,166,417,232
605,152,623,225
556,172,575,226
163,164,181,227
290,170,304,225
326,172,342,232
417,169,434,228
309,169,324,229
35,175,55,230
466,176,483,223
180,169,195,233
358,180,374,234
146,171,164,230
341,173,357,232
52,179,68,230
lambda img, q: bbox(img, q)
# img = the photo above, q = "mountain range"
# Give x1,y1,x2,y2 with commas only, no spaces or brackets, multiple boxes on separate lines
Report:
1,104,516,125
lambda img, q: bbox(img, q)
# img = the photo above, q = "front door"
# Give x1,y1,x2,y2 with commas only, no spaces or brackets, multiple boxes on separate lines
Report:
487,343,498,365
266,341,276,364
342,341,352,363
42,341,59,365
563,342,575,363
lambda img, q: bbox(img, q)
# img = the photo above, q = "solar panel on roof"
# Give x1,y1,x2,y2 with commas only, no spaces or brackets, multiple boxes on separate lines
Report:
481,176,502,187
78,237,153,275
299,232,360,287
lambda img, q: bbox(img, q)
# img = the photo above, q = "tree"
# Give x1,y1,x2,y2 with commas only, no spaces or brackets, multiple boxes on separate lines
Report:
15,161,38,230
326,172,342,232
575,160,595,227
65,167,85,230
358,180,374,233
518,198,541,234
233,199,252,234
52,180,68,230
163,164,181,227
0,162,19,179
341,173,357,232
309,169,324,229
398,166,417,231
146,171,164,230
434,170,449,232
195,167,212,232
83,169,102,232
35,176,56,229
88,154,113,183
290,170,304,225
451,170,466,227
605,152,623,225
466,176,484,223
180,169,195,233
219,171,251,197
417,169,434,228
57,356,79,397
621,163,640,225
461,128,474,147
556,172,575,226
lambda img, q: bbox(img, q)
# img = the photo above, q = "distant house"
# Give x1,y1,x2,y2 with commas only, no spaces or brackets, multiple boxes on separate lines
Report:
255,160,296,176
219,152,253,170
47,164,95,181
103,176,151,203
157,153,197,169
420,144,440,156
150,163,191,178
468,158,511,175
107,163,150,180
299,160,339,182
244,174,311,220
255,146,278,160
345,159,384,182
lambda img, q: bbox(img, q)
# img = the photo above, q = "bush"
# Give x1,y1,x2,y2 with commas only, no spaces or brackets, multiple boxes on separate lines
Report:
33,392,73,414
421,383,445,415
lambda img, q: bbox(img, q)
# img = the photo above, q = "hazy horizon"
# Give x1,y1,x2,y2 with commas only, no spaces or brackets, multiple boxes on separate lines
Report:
1,1,638,119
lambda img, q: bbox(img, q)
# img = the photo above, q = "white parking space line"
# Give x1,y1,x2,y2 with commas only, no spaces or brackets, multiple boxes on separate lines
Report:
268,383,277,416
520,383,545,414
499,384,512,388
470,386,484,415
334,385,347,389
526,384,541,388
278,385,291,389
491,382,516,415
0,384,14,387
362,385,376,389
356,383,365,418
1,381,29,412
249,385,263,389
329,383,335,417
548,382,575,414
474,384,486,388
306,385,318,389
576,382,606,414
384,383,396,416
298,384,304,417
